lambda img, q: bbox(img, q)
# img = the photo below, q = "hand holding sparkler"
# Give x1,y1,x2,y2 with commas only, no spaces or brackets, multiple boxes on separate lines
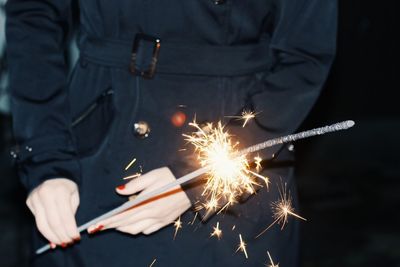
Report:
87,167,191,236
26,178,80,249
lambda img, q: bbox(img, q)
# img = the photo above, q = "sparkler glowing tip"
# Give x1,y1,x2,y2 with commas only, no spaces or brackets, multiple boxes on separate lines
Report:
236,234,249,259
173,217,182,240
184,120,260,213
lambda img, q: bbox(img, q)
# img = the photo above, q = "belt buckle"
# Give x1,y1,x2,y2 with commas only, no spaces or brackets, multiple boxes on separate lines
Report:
130,33,161,79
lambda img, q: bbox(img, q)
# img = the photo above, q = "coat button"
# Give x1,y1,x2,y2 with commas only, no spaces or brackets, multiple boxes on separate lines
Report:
213,0,225,5
133,121,151,138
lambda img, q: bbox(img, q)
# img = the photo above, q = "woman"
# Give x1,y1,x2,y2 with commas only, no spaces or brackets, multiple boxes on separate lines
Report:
6,0,337,266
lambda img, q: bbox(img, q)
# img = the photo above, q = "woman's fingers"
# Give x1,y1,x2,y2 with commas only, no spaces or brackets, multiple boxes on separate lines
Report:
56,196,80,240
89,167,191,237
39,191,72,244
26,179,80,247
116,170,158,195
30,193,61,245
142,223,165,235
116,219,158,235
70,191,80,214
88,206,152,232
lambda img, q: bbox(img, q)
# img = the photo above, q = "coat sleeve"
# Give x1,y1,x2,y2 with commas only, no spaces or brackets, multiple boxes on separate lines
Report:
175,0,338,221
250,0,337,142
6,0,80,192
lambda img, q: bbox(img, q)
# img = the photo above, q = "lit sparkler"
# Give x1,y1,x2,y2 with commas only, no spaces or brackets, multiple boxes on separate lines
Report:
255,182,307,238
266,251,279,267
210,222,222,240
173,217,182,240
35,120,354,255
236,234,249,259
183,121,260,213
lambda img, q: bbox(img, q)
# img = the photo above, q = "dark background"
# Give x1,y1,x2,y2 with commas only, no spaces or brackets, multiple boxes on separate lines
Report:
0,0,399,266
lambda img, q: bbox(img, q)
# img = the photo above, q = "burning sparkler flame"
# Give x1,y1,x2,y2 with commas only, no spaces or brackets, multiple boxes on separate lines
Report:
255,182,307,238
184,121,262,213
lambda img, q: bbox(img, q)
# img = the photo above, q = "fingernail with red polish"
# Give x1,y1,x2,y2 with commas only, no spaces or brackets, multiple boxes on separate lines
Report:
89,225,104,234
61,242,67,248
49,242,56,249
116,184,126,190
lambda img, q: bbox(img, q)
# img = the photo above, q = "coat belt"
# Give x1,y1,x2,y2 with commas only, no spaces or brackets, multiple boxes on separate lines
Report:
80,33,272,77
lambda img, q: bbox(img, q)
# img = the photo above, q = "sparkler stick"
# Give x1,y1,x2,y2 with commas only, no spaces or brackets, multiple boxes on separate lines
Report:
238,120,355,156
35,120,354,255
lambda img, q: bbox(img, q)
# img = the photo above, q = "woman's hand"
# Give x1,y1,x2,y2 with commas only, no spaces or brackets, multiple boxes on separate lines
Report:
87,167,191,235
26,178,80,248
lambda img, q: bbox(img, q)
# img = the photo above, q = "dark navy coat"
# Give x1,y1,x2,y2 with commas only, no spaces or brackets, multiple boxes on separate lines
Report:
6,0,337,266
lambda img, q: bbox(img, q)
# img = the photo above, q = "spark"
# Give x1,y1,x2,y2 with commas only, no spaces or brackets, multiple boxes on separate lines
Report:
210,222,222,240
124,157,136,170
256,182,307,238
236,234,249,259
149,258,157,267
122,172,142,180
266,251,279,267
240,110,258,127
247,170,270,189
173,217,182,240
254,156,262,171
232,225,236,231
226,110,259,127
189,212,198,225
184,120,261,213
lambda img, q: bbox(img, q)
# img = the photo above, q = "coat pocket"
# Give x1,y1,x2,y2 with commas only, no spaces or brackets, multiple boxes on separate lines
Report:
71,87,115,157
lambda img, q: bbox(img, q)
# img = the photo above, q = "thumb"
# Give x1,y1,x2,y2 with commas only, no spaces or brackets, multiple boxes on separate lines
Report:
116,172,157,195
